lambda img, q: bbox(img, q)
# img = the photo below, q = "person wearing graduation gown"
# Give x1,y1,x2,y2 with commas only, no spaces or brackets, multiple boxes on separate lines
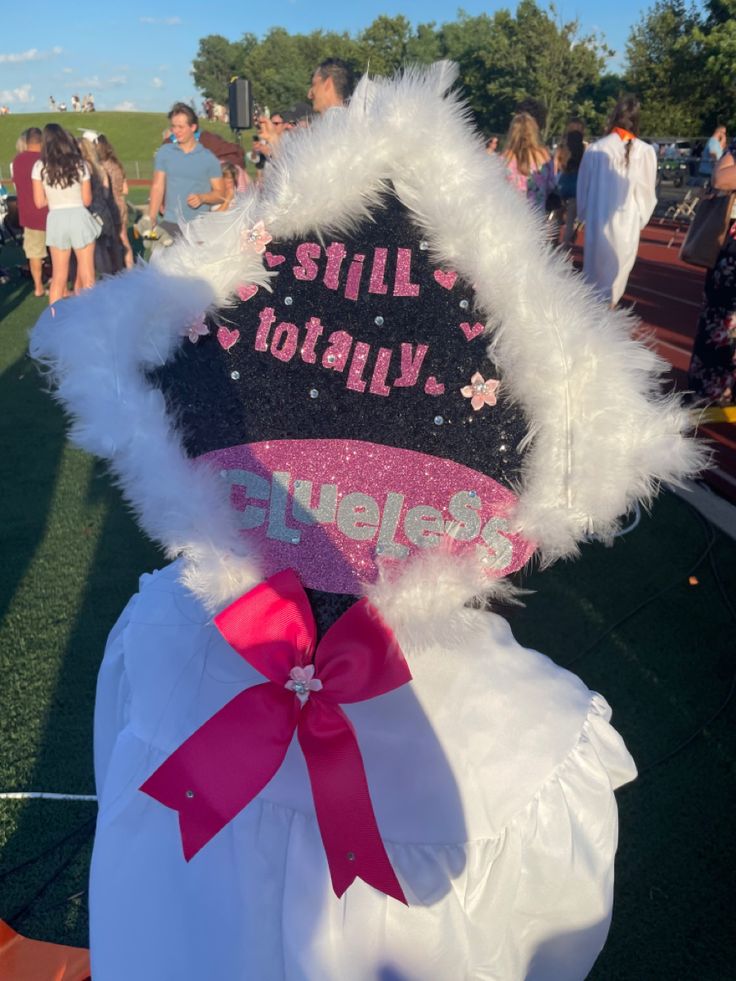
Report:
577,96,657,307
30,66,702,981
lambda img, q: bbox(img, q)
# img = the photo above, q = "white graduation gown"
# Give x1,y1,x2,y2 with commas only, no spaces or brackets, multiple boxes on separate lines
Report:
90,561,636,981
577,134,657,306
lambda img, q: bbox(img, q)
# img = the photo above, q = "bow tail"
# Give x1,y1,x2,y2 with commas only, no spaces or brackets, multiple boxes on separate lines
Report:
141,683,298,860
298,701,407,905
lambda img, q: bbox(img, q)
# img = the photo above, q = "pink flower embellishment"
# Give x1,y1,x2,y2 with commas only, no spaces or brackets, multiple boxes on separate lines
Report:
285,664,323,705
240,219,272,255
461,372,500,411
184,315,209,344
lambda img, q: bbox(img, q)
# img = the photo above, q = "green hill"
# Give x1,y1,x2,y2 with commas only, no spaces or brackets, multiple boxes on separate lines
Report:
0,112,253,183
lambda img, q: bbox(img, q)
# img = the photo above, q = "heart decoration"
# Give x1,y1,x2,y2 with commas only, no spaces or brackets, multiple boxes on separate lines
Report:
217,326,241,351
424,376,445,396
264,252,286,268
459,321,484,341
433,269,457,290
236,283,258,302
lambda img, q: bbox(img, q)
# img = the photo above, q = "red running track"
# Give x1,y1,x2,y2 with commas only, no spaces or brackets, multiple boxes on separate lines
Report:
570,221,736,501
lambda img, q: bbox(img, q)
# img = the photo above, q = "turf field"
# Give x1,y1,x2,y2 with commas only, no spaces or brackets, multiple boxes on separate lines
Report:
0,234,734,976
0,111,252,183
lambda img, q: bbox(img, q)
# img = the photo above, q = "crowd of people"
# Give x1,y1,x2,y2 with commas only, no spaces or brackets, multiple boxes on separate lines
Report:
4,59,733,405
48,93,95,113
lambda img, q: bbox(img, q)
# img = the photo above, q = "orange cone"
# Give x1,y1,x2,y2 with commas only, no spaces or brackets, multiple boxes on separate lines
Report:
0,919,90,980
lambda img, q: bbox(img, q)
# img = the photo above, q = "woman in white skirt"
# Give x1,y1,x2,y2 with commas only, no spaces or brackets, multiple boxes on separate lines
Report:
32,123,100,304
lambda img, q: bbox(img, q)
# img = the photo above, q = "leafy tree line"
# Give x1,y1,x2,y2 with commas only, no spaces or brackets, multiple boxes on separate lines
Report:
192,1,734,141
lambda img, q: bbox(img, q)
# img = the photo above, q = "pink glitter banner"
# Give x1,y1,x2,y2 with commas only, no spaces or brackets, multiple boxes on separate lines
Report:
200,439,534,594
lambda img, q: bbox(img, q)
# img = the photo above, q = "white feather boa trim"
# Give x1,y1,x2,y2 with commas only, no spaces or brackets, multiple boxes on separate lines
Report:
30,63,705,632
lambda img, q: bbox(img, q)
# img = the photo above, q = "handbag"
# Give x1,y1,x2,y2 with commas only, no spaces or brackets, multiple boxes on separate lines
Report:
679,190,736,269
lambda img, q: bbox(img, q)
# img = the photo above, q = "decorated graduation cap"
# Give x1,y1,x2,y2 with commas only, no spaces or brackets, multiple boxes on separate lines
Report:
31,63,703,629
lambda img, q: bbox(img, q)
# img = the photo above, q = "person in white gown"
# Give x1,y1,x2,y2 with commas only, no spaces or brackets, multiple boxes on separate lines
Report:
576,95,657,307
30,65,702,981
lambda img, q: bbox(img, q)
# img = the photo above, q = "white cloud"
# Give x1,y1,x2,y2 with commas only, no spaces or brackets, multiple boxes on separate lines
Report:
152,77,164,89
0,46,62,64
114,100,138,111
0,84,33,104
62,67,73,74
140,16,182,25
71,74,128,90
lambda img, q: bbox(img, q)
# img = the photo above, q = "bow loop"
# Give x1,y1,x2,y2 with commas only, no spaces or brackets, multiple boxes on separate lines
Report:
214,568,316,683
314,598,412,704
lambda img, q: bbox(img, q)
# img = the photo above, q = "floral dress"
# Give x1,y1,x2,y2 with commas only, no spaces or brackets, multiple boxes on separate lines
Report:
504,154,557,210
688,225,736,404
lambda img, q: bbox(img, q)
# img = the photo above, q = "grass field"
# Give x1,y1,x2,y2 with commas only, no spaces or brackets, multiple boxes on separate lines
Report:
0,112,253,183
0,233,734,975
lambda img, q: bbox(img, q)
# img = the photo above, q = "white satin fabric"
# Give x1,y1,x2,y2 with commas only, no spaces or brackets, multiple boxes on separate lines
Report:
90,562,636,980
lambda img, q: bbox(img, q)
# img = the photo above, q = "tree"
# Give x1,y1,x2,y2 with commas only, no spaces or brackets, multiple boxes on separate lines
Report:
439,3,609,138
191,34,256,105
356,15,413,76
624,1,703,134
693,0,736,130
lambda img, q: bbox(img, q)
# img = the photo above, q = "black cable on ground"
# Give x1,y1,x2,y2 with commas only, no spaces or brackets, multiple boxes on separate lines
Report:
6,822,94,927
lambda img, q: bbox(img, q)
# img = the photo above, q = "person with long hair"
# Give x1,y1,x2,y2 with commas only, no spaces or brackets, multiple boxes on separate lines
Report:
555,126,586,247
79,136,121,276
97,133,134,269
502,112,556,212
32,123,99,304
576,95,657,307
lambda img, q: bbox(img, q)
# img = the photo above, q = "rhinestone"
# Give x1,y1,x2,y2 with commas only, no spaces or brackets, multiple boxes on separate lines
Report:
459,299,469,310
469,490,477,497
375,544,384,554
309,389,319,399
284,296,293,306
473,382,485,393
293,681,308,695
374,316,384,326
419,240,429,251
434,415,444,426
291,537,299,544
347,851,356,862
230,371,240,380
185,790,195,799
326,354,337,364
499,444,507,452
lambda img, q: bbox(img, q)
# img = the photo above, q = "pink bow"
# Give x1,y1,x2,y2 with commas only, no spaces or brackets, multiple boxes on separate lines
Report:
140,569,411,903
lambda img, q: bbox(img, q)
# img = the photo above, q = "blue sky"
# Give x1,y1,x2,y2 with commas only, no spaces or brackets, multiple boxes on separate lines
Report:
1,0,671,114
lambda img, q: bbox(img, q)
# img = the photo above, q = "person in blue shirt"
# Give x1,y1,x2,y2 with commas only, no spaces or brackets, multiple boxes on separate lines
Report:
699,125,727,179
147,102,224,238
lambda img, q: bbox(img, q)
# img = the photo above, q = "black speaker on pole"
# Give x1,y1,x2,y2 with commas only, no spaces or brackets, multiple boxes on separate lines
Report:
228,78,253,131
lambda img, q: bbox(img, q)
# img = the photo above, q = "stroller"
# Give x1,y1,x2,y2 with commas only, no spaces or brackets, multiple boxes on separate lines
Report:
0,190,23,248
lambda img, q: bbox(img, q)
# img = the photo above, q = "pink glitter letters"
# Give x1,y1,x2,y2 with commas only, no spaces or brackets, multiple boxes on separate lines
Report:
293,242,321,281
344,254,366,302
271,323,299,362
255,307,276,351
346,341,371,393
393,343,428,387
324,243,347,291
368,248,389,295
322,330,353,371
393,248,420,297
301,317,324,363
369,348,393,396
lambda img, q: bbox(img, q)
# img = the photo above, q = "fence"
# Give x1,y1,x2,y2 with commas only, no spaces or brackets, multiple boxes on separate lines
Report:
0,160,155,184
